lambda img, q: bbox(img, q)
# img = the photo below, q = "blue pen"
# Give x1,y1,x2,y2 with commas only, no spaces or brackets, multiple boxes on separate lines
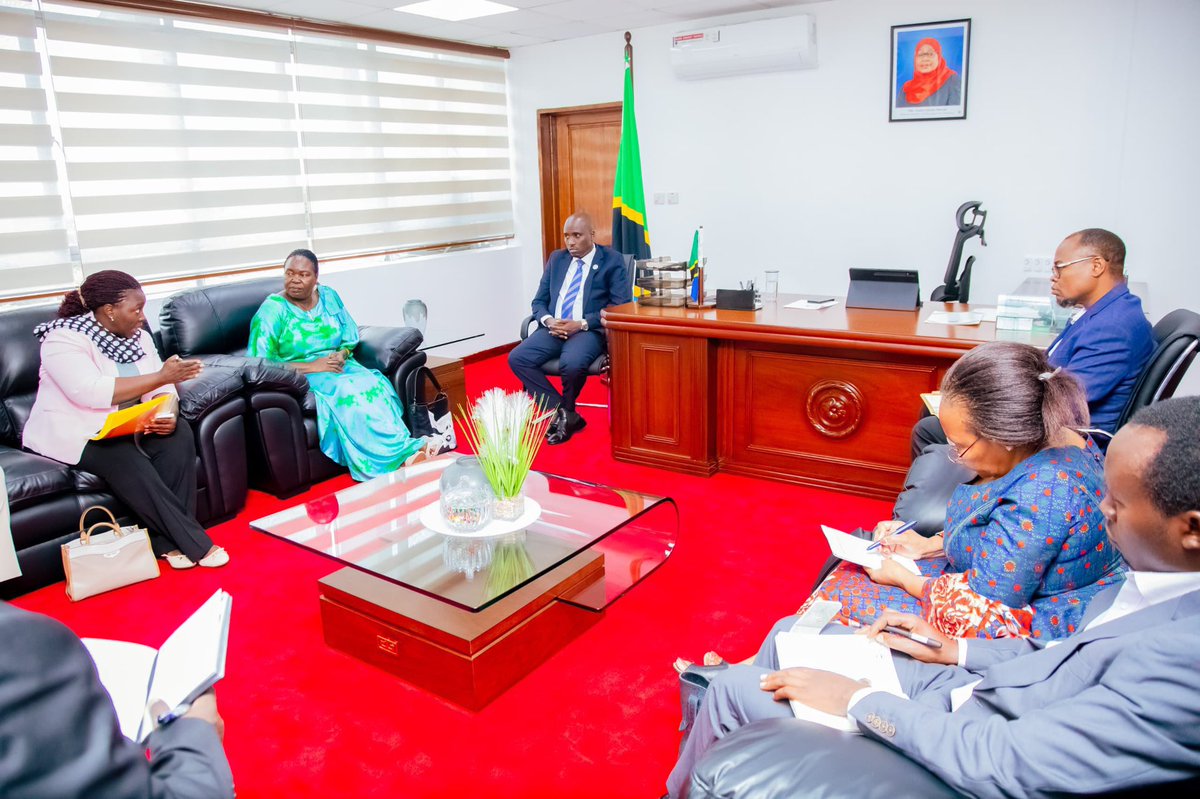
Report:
865,520,917,551
156,703,191,726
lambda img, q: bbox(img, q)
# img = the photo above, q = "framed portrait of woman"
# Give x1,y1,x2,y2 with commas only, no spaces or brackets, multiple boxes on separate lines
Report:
890,19,970,122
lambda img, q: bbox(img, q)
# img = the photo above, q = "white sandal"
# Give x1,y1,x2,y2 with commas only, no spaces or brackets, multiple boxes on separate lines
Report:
198,546,229,568
163,551,196,570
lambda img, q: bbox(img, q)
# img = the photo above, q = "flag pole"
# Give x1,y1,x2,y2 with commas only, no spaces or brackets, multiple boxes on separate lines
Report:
625,31,633,80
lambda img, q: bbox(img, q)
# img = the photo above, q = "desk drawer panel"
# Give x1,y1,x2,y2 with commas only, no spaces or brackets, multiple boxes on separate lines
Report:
721,346,942,496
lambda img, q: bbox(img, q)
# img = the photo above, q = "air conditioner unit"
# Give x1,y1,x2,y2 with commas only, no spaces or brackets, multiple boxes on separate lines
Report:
670,13,817,80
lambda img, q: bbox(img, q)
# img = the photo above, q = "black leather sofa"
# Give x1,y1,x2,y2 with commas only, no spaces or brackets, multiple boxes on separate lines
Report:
687,717,1200,798
157,278,426,497
0,305,248,599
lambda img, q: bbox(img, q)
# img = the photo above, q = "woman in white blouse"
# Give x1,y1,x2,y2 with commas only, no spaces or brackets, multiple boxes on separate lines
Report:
23,271,228,569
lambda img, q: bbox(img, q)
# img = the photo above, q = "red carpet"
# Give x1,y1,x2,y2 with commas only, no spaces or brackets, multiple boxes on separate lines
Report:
13,355,891,798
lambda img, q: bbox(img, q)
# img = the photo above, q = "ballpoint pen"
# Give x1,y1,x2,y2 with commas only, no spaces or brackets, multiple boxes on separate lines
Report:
865,519,917,551
882,626,943,649
156,702,192,726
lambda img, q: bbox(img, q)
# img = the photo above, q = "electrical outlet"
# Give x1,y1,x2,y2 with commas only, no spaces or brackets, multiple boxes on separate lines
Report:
1023,255,1052,274
667,192,679,205
653,192,666,205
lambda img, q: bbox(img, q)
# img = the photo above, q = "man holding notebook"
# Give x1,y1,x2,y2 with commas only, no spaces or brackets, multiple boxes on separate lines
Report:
0,602,234,799
668,397,1200,798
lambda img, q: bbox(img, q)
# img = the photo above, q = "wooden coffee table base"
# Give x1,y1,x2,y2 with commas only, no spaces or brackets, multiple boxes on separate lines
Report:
318,550,606,710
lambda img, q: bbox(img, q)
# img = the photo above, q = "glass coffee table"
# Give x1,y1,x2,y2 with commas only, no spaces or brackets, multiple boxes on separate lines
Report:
250,457,678,709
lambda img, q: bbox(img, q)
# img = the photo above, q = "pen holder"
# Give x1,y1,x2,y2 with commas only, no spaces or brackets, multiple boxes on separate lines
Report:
715,289,757,311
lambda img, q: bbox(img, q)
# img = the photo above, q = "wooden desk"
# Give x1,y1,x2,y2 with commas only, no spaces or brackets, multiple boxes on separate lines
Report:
602,296,1053,500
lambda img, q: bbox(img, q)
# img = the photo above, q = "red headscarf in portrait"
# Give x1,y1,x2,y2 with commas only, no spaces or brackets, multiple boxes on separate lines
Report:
902,37,955,104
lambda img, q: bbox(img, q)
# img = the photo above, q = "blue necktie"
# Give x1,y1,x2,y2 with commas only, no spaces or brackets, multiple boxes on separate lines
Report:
561,258,584,319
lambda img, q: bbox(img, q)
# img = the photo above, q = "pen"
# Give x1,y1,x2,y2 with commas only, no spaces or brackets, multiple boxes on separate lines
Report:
156,702,191,726
883,626,943,649
865,520,917,551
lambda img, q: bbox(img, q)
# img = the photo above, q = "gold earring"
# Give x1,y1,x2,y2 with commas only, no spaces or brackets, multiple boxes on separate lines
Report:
108,313,115,322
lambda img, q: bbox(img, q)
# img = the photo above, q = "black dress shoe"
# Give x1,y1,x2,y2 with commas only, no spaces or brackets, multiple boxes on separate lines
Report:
544,407,566,441
546,409,587,445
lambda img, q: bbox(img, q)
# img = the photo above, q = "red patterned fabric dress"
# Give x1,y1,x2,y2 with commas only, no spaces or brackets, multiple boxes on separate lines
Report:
801,440,1124,640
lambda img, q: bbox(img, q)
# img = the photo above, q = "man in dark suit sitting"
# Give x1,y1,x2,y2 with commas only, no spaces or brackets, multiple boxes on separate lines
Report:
509,212,631,445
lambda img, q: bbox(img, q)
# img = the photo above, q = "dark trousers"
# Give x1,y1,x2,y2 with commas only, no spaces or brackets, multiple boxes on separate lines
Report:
508,326,604,413
76,418,213,562
911,413,949,459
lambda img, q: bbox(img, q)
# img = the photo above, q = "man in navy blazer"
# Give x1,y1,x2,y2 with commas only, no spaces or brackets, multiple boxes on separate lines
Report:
670,396,1200,798
509,212,631,445
1043,227,1154,434
912,228,1154,460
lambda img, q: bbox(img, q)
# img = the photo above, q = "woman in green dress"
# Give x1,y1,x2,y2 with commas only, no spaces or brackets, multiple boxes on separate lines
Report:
247,249,426,481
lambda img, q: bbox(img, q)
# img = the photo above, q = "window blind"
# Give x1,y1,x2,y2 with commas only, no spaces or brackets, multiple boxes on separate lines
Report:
0,0,513,298
293,33,513,256
0,0,74,295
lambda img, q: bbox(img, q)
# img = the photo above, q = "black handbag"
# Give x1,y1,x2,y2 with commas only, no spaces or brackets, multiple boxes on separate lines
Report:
405,366,456,454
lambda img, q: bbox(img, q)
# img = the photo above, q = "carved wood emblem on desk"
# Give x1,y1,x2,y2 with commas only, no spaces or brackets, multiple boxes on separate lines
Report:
806,379,864,439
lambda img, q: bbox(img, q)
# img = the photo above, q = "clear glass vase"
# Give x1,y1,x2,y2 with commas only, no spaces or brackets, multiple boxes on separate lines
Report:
438,456,492,531
491,489,525,522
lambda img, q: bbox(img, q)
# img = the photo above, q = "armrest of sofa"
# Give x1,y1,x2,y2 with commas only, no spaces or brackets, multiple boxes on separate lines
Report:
689,718,960,799
176,364,244,422
355,325,423,375
192,354,308,399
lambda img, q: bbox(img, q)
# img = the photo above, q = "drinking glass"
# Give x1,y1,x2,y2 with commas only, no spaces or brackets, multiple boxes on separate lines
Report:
763,270,780,303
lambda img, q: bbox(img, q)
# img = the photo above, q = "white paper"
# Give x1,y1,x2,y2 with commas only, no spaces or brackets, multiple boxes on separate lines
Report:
84,589,231,741
83,638,158,741
925,310,982,326
147,591,231,724
820,525,920,575
785,298,838,310
774,632,908,733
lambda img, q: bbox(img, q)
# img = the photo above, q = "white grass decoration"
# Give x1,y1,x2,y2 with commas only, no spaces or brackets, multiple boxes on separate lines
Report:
458,389,554,502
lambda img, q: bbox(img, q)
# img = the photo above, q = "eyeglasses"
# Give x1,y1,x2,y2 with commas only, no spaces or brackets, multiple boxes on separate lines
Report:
1050,255,1099,276
946,436,980,463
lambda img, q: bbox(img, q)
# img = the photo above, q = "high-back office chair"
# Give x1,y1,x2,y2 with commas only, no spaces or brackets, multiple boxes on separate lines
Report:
516,253,636,410
1113,307,1200,430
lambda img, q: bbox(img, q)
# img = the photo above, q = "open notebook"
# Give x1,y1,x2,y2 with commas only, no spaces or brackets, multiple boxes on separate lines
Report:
84,589,231,742
820,525,920,576
774,631,907,733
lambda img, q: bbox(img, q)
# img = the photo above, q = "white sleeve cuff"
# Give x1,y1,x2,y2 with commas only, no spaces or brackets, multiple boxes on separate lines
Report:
846,688,880,724
540,314,553,326
957,640,969,667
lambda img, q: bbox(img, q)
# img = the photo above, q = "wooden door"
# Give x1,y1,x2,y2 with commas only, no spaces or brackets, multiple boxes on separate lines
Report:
537,102,622,262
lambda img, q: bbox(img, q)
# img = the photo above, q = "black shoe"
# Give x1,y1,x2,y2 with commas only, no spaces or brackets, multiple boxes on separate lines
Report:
544,407,566,441
546,409,587,445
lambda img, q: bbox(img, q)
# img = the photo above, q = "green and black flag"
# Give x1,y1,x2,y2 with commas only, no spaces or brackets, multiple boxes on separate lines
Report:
611,41,650,263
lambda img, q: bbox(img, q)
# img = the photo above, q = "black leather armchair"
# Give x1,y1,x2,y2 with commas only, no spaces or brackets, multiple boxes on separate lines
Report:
157,278,426,497
0,305,248,599
1113,308,1200,430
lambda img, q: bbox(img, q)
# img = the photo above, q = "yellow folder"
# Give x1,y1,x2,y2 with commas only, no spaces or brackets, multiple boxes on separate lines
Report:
91,394,171,440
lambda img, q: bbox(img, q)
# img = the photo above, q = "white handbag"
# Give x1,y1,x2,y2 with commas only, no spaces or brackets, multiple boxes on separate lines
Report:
61,505,160,601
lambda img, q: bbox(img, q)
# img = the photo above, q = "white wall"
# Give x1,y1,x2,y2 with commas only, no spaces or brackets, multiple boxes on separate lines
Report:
508,0,1200,394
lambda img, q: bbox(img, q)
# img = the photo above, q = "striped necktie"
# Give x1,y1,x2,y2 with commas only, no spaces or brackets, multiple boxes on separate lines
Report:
561,258,585,319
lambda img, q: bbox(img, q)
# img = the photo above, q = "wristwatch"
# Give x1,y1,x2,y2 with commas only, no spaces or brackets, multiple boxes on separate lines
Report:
580,319,589,331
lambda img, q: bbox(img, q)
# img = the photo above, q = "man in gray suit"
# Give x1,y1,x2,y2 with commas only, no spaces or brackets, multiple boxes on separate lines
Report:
669,396,1200,798
0,601,235,798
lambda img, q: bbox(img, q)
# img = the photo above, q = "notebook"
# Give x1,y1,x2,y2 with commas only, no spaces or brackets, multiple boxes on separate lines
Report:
83,589,232,741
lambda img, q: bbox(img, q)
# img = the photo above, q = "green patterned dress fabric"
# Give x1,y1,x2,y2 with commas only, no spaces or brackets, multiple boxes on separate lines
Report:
247,286,421,480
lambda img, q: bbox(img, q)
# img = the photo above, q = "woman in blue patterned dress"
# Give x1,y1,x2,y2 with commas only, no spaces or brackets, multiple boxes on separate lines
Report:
247,249,426,481
799,341,1125,642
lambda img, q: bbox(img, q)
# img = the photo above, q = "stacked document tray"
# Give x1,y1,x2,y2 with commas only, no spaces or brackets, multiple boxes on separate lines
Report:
635,258,690,306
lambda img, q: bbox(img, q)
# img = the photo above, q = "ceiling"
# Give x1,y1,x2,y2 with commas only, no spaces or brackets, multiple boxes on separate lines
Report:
193,0,825,49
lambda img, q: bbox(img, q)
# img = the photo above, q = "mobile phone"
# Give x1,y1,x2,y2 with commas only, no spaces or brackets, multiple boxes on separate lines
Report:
790,599,842,634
